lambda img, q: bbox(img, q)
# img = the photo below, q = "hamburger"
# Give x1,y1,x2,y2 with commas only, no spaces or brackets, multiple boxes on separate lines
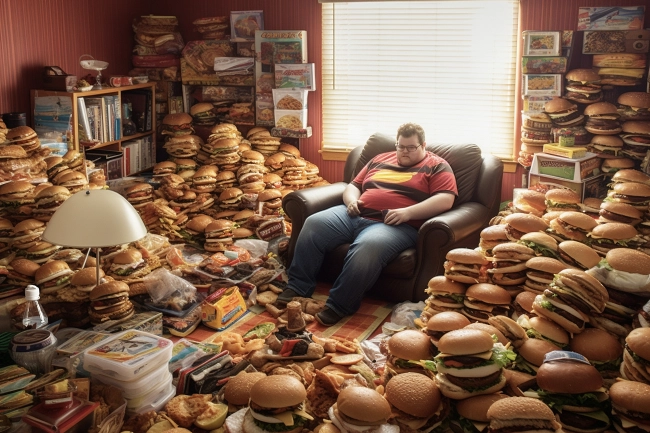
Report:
449,393,508,433
617,92,650,122
257,189,283,216
12,219,45,250
173,158,198,172
202,138,240,164
587,248,650,297
0,181,35,208
107,248,151,281
588,135,624,158
536,353,610,433
33,185,71,220
584,102,622,135
609,380,650,433
548,211,597,243
124,183,153,208
517,142,545,168
328,386,393,433
487,315,528,348
478,224,509,257
488,242,535,289
264,153,286,173
192,165,218,193
556,240,600,270
224,371,267,413
421,275,467,317
579,197,603,217
6,126,39,153
424,311,471,346
56,170,88,193
564,69,602,104
569,328,623,381
204,219,234,253
597,67,645,86
169,190,197,210
598,201,642,226
462,283,511,323
544,98,584,127
245,375,313,433
607,182,650,212
512,290,537,319
6,258,40,287
517,314,569,348
0,218,14,265
153,160,177,176
263,173,284,190
513,336,563,373
621,121,650,155
545,189,581,213
503,213,549,241
521,112,553,145
161,112,194,137
588,223,640,254
519,232,559,259
209,123,240,141
443,248,489,284
69,266,105,293
45,156,69,180
23,241,61,263
434,328,511,399
464,323,509,346
219,187,244,210
190,102,217,126
611,168,650,185
512,190,547,217
164,134,203,158
486,396,561,433
622,327,650,384
180,214,214,246
384,372,450,433
88,281,135,324
34,260,74,295
282,158,308,187
384,329,434,378
600,157,634,175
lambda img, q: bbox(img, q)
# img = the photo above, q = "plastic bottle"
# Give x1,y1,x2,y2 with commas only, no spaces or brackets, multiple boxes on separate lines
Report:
22,285,48,330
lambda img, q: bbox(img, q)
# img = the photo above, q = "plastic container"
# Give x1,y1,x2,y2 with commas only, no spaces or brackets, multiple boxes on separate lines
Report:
125,375,173,411
83,330,172,380
21,285,48,330
91,362,171,399
11,329,57,376
126,382,175,416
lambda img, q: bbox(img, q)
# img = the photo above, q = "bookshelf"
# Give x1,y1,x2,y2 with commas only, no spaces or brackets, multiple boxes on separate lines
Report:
30,83,157,172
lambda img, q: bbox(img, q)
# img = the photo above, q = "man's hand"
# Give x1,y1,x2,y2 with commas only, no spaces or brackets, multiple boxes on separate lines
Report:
383,208,412,225
347,200,363,216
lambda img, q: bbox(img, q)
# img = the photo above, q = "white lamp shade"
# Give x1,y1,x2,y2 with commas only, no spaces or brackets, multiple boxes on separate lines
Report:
42,189,147,248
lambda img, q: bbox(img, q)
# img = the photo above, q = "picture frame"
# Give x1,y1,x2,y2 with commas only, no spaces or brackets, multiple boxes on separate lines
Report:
230,10,264,42
522,31,562,56
522,74,562,97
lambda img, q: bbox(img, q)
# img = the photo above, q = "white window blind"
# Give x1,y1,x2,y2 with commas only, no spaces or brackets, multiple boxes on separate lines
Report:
322,1,519,159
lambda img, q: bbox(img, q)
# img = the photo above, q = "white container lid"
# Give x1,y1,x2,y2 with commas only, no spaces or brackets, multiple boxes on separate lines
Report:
83,330,172,380
92,362,171,399
126,382,176,416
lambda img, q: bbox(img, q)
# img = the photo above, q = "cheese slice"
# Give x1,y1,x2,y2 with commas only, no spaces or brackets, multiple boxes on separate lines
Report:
619,415,650,432
272,411,295,426
436,351,493,360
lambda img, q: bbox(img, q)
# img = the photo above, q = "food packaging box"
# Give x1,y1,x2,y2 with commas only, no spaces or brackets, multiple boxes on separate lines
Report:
230,10,264,42
582,30,650,54
274,63,316,90
593,53,647,69
180,41,235,85
522,31,561,56
523,96,555,113
274,109,308,129
530,152,600,182
522,74,563,97
126,381,174,416
272,88,308,110
271,126,313,139
201,286,248,331
256,95,274,127
92,362,170,399
521,57,568,74
577,6,645,31
93,311,163,336
528,174,607,202
542,144,588,159
199,86,254,102
83,330,173,380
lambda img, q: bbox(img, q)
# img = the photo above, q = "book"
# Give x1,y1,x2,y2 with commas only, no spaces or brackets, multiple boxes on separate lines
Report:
77,98,93,142
84,98,106,142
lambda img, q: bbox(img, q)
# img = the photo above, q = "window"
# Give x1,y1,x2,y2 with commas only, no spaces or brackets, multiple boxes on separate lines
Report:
321,1,519,159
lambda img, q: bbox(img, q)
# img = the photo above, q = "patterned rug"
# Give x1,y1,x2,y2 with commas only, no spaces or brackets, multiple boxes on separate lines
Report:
186,282,394,343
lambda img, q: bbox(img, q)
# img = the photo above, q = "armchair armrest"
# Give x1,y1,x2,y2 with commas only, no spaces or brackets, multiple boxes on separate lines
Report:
282,182,347,262
419,202,491,249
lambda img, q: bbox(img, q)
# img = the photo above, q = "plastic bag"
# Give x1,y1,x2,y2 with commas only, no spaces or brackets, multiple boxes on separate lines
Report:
144,267,197,310
390,301,425,329
234,239,268,259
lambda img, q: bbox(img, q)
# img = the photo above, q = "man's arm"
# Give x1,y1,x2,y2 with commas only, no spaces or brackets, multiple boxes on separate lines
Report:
342,183,363,216
383,192,455,226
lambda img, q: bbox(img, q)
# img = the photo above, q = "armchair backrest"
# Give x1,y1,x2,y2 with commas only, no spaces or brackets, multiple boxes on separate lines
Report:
343,132,485,205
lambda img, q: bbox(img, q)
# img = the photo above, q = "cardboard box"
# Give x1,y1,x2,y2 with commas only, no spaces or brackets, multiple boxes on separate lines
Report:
542,144,587,159
583,30,650,54
274,109,307,129
180,41,235,85
522,31,561,56
94,311,163,335
521,57,568,74
578,6,645,31
84,149,123,180
523,96,554,112
522,74,563,97
593,53,647,69
202,286,248,331
530,152,601,182
528,174,607,201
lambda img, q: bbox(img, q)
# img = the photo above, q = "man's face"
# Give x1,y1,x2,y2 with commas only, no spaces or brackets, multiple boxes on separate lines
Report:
395,134,426,166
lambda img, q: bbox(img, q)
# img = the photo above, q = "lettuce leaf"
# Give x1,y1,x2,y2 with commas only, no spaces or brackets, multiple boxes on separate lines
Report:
536,390,607,411
492,344,516,368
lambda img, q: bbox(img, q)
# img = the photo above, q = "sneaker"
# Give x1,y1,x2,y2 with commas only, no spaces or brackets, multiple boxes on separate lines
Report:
316,307,344,326
276,288,299,305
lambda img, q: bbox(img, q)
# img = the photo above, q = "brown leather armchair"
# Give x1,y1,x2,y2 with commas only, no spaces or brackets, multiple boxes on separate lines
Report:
282,133,504,303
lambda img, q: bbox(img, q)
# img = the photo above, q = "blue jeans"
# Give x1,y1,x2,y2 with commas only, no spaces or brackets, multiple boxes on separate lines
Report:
286,205,418,316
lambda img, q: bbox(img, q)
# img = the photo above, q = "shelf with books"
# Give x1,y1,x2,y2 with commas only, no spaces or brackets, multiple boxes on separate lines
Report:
30,83,157,174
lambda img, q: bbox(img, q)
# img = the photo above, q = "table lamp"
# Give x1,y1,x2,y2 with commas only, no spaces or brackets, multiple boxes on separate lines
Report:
42,189,147,290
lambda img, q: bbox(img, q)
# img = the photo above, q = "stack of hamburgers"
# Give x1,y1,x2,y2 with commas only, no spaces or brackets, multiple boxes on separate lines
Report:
564,68,602,104
88,281,135,324
32,186,71,222
203,219,234,253
163,134,203,159
190,102,217,126
161,112,194,139
617,92,650,122
124,183,154,211
621,121,650,161
247,128,282,156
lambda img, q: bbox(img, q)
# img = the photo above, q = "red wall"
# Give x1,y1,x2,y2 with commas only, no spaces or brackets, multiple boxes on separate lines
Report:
3,0,650,194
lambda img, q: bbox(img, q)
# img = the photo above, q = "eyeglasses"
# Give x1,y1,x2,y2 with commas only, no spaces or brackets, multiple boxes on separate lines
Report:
395,143,422,152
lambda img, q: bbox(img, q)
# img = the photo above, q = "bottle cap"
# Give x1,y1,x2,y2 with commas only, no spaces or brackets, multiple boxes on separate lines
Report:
24,285,40,301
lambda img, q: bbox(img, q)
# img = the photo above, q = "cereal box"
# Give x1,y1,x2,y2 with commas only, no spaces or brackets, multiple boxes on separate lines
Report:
274,109,307,130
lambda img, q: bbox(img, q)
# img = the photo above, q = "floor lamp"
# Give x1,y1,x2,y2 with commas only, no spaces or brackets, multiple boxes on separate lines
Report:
41,189,148,290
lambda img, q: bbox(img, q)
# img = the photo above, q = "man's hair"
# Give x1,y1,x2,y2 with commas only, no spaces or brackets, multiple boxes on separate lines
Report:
396,123,425,145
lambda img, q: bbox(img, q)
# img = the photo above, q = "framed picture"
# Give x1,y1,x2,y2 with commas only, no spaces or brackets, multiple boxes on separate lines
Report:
522,74,562,96
522,31,561,56
230,10,264,42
